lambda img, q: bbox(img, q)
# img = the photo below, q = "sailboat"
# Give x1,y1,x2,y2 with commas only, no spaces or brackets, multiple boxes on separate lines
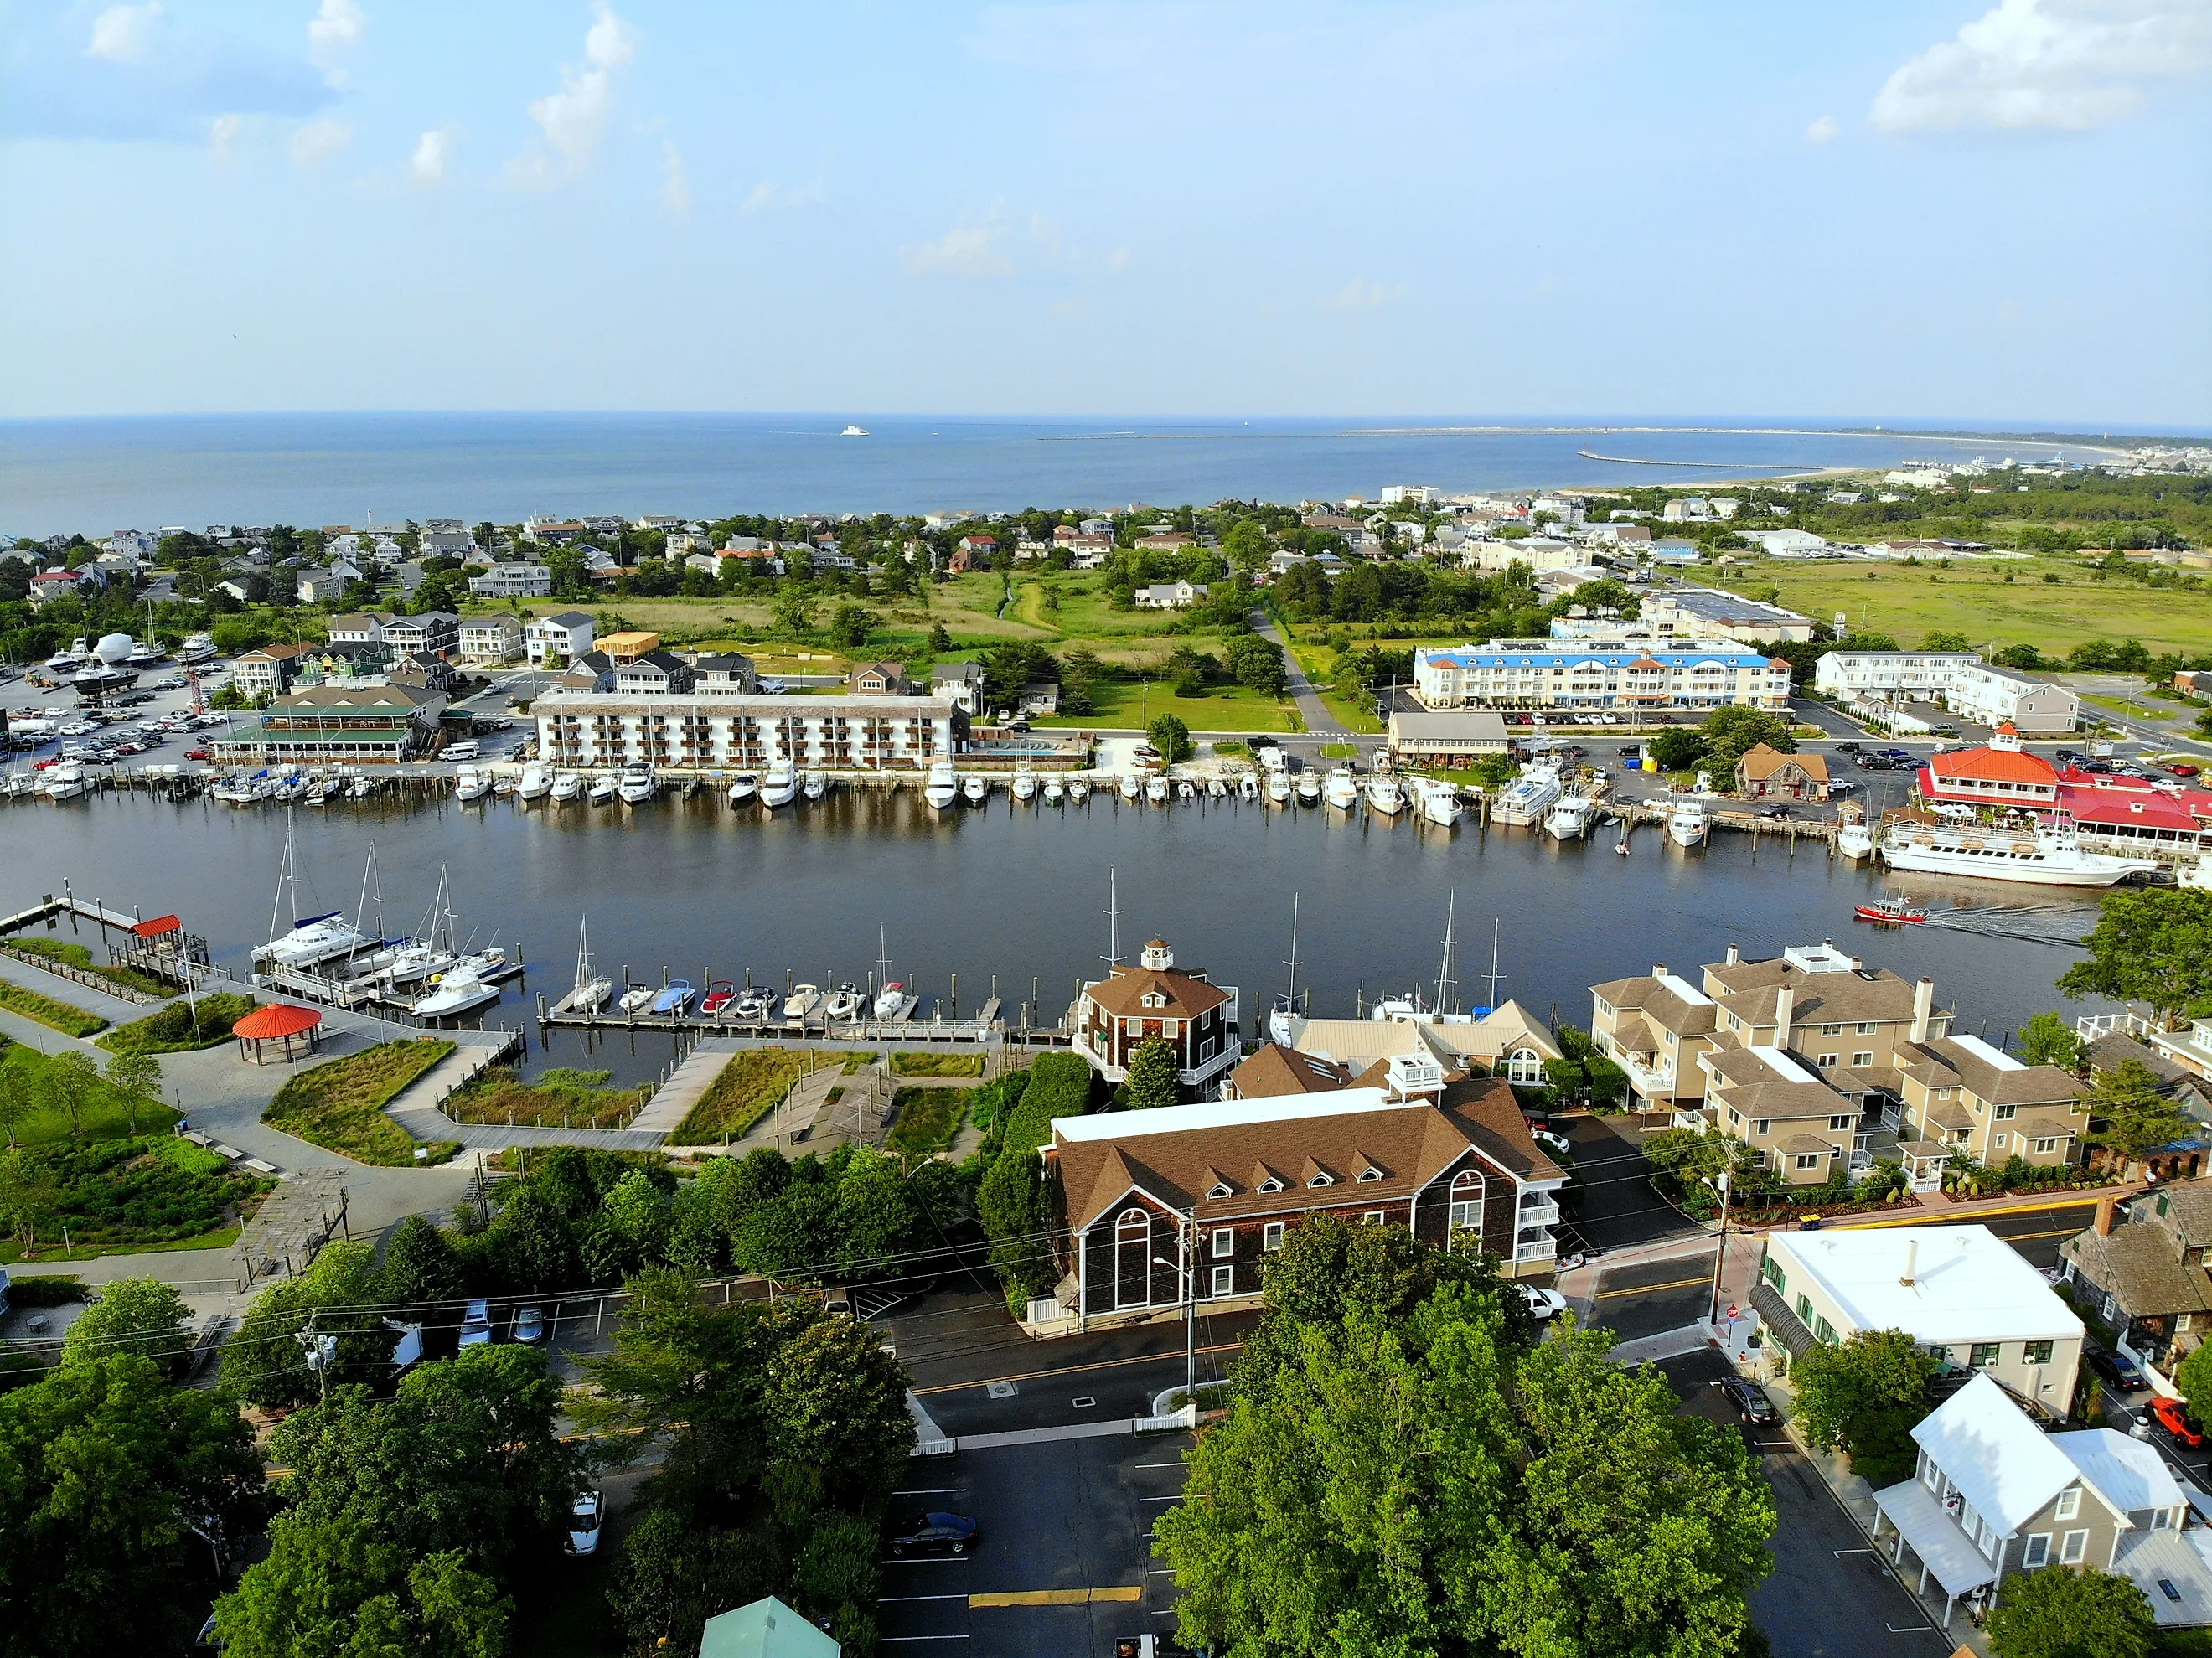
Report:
566,917,613,1014
1269,894,1302,1046
873,926,917,1018
251,813,371,968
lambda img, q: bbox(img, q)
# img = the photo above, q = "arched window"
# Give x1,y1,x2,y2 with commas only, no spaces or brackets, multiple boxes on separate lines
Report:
1114,1207,1153,1310
1449,1169,1483,1238
1506,1047,1544,1086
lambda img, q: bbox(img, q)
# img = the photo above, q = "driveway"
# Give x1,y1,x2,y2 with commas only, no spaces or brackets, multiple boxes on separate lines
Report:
1252,612,1346,736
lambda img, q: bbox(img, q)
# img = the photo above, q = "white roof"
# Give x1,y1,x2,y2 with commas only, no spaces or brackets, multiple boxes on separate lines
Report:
1772,1225,2083,1345
1654,971,1712,1006
2054,1428,2184,1516
1949,1030,2025,1072
1052,1086,1408,1143
1752,1046,1816,1083
1912,1372,2080,1534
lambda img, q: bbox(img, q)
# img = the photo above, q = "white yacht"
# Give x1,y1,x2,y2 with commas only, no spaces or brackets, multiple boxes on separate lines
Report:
44,638,90,674
963,773,989,805
1667,800,1708,849
1067,777,1090,803
1415,777,1461,828
1837,823,1874,862
1268,769,1295,806
550,771,583,803
1042,777,1064,805
1879,814,2157,887
802,771,829,801
841,424,870,436
517,764,552,802
727,772,758,806
1294,771,1320,806
413,970,499,1020
783,983,824,1020
1492,763,1563,827
125,638,167,667
616,762,658,804
924,757,959,811
1363,770,1403,815
587,777,616,806
1543,794,1597,841
452,767,491,803
39,762,89,801
254,911,372,970
178,633,218,666
1012,766,1038,803
760,760,798,808
1325,766,1360,810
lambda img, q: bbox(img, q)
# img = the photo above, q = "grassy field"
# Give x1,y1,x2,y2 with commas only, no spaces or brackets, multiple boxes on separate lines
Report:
3,938,178,999
889,1051,985,1077
97,993,259,1055
0,979,108,1038
445,1067,647,1130
671,1048,871,1144
1033,677,1299,733
1278,633,1386,733
1733,557,2212,655
262,1038,459,1165
0,1132,266,1262
2,1224,243,1265
886,1086,973,1154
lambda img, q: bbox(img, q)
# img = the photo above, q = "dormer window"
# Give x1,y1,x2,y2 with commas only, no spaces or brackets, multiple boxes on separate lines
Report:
1207,1181,1233,1200
1142,992,1166,1009
1257,1175,1284,1194
1308,1171,1335,1188
1358,1166,1384,1182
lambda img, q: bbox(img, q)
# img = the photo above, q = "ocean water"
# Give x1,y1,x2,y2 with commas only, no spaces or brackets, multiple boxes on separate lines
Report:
0,413,2109,537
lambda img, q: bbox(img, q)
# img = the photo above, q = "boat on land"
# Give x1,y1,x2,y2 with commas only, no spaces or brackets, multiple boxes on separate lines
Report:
44,638,90,674
1667,800,1708,849
924,757,959,811
550,772,582,803
617,761,659,804
1878,814,2157,887
964,774,989,805
783,983,824,1019
651,979,697,1016
727,772,758,806
1543,793,1596,841
760,760,798,808
1853,900,1927,925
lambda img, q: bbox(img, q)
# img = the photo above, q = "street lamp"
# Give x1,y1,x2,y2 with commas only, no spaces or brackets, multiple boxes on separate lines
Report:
1152,1207,1197,1407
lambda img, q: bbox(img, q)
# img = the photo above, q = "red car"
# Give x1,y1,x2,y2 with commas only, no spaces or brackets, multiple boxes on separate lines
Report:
185,749,210,761
2152,1395,2204,1447
700,979,738,1015
2168,763,2202,778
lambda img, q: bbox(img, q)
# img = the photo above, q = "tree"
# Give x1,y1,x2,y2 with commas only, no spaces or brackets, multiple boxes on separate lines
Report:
2059,889,2212,1024
826,603,876,649
1121,1036,1181,1112
1697,706,1795,777
61,1276,194,1371
0,1355,264,1658
1649,727,1707,771
0,1147,56,1247
103,1051,163,1135
2018,1011,2080,1069
1921,629,1973,651
40,1051,98,1137
0,1061,32,1147
758,1313,917,1512
1789,1328,1935,1475
927,621,951,653
1984,1564,2153,1658
1147,713,1193,764
2084,1059,2199,1168
2173,1340,2212,1413
220,1241,390,1407
380,1215,466,1309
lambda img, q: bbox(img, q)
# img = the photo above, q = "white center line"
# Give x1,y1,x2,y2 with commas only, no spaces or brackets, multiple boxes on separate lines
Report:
896,1489,966,1496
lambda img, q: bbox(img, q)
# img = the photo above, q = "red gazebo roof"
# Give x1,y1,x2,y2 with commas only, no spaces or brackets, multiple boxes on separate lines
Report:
233,1002,324,1040
129,915,181,938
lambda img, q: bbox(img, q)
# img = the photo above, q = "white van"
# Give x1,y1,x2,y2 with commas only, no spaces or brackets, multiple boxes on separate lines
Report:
443,740,480,762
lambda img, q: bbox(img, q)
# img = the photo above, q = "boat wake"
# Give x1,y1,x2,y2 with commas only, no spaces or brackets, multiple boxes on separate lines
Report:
1918,904,2095,949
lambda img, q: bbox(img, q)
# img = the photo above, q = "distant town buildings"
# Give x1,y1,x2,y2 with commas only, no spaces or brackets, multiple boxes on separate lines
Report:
1414,640,1791,712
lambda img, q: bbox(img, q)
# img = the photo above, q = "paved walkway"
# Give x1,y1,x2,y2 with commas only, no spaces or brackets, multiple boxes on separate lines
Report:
1253,612,1346,736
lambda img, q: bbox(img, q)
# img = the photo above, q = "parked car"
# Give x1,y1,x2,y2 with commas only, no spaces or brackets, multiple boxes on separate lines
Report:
512,1304,548,1346
1518,1285,1568,1320
1835,741,1860,752
1717,1378,1779,1426
458,1298,492,1347
2152,1395,2204,1447
888,1512,979,1556
2168,763,2202,778
566,1489,606,1555
2085,1346,2147,1392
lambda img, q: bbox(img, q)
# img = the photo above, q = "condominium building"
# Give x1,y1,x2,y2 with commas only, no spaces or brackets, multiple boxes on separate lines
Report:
1415,639,1790,711
533,690,964,772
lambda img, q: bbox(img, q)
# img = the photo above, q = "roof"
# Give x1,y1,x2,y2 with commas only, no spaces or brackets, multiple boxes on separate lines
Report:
1388,710,1508,743
933,662,985,683
239,643,314,661
1915,1035,2082,1108
1770,1225,2083,1346
128,914,181,938
271,685,439,711
232,1002,324,1039
1911,1371,2083,1534
851,660,906,679
698,1594,840,1658
1737,743,1828,783
1416,643,1780,670
1929,746,2058,787
2064,1218,2212,1317
1706,965,1922,1028
1230,1046,1356,1098
1082,963,1231,1021
538,610,595,628
1590,971,1718,1036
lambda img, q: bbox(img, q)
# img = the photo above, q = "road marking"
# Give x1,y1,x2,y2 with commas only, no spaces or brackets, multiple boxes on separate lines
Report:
1145,1568,1176,1576
1596,1274,1710,1299
912,1342,1243,1397
1136,1495,1181,1503
969,1587,1144,1608
1753,1441,1793,1449
1072,1396,1097,1408
883,1557,973,1566
883,1637,971,1644
896,1489,965,1496
881,1594,971,1604
1834,1548,1874,1556
1886,1626,1935,1635
1134,1462,1186,1469
1834,1193,2109,1230
1996,1225,2076,1241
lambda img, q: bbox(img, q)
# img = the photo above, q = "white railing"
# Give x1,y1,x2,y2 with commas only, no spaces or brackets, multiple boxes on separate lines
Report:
1671,1108,1711,1131
1515,1237,1558,1265
1518,1197,1563,1227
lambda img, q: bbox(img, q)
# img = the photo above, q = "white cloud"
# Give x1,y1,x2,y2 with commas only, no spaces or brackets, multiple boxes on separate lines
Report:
209,111,241,163
289,116,350,168
308,0,365,82
87,2,163,63
660,139,690,217
1805,113,1840,144
1330,277,1406,310
899,206,1123,280
743,180,824,214
508,3,638,186
410,126,455,187
1871,0,2212,134
902,223,1019,280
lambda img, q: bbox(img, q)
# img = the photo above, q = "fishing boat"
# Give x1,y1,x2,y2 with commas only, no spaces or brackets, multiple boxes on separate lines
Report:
651,979,697,1016
1415,777,1461,828
824,984,864,1020
1853,900,1928,925
587,777,616,806
1239,772,1262,802
616,761,659,804
178,633,218,666
801,771,829,801
727,773,758,806
1268,769,1294,806
518,763,553,801
1492,762,1563,827
1667,800,1708,849
1543,794,1597,841
1012,765,1038,803
413,969,499,1020
1043,777,1065,805
963,774,989,805
1067,777,1090,803
618,983,656,1014
1325,766,1359,810
550,772,582,803
761,759,798,808
1146,775,1170,804
1294,771,1320,806
783,983,824,1020
492,772,519,798
44,638,90,674
873,980,913,1018
452,767,490,803
565,918,615,1014
1878,813,2157,887
1207,777,1227,799
1177,777,1197,802
924,757,959,811
1363,770,1403,814
1119,772,1141,802
1836,823,1874,862
733,989,772,1020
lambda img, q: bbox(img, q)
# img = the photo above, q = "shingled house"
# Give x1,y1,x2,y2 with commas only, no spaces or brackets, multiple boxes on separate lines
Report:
1045,1057,1569,1325
1072,939,1240,1098
2062,1185,2212,1381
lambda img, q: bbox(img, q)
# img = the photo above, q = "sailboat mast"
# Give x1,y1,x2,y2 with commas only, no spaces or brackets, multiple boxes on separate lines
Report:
267,811,296,944
1434,891,1457,1016
1103,866,1123,968
1484,917,1504,1012
1283,893,1301,1005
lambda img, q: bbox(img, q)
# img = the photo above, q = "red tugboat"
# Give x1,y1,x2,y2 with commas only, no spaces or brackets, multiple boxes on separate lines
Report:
1853,899,1927,926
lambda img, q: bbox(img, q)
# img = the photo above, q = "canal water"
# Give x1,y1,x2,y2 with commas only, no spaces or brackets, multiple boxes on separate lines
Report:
8,792,2101,1084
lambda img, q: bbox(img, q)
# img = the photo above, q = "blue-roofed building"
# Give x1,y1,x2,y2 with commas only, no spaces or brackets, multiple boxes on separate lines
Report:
1414,638,1791,712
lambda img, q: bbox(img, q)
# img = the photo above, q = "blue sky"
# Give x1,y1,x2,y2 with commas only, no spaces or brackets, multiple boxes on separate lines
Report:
2,0,2207,426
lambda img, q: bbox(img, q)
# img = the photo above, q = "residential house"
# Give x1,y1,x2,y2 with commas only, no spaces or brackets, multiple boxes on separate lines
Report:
1135,530,1195,552
1697,1046,1868,1185
28,569,98,608
535,690,964,772
327,612,392,649
612,650,696,695
1735,743,1830,799
1813,650,1981,702
954,535,998,569
1759,1227,2084,1418
1072,938,1240,1098
1046,1065,1569,1325
297,571,347,603
380,612,458,658
1892,1034,2086,1175
1134,581,1208,610
848,661,908,696
2063,1186,2212,1382
210,683,443,765
1945,664,2080,734
932,662,985,715
525,611,595,666
690,653,757,693
560,650,617,692
1870,1372,2205,1633
467,565,554,600
598,631,662,664
1737,529,1832,557
230,643,314,699
1258,1004,1563,1092
457,616,523,664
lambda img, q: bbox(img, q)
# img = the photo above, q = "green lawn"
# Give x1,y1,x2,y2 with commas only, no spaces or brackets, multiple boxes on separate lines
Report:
1034,676,1299,732
671,1048,872,1143
1,1224,242,1265
889,1051,985,1077
0,979,108,1038
0,1043,178,1145
97,993,259,1055
446,1066,646,1130
1279,633,1385,733
3,937,179,999
262,1039,460,1165
886,1086,974,1154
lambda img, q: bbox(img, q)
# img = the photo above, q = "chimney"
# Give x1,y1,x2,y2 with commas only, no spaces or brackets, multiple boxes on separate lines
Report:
1899,1238,1917,1286
1725,943,1740,966
1653,961,1667,980
1910,977,1934,1045
1773,983,1795,1046
2096,1193,2119,1237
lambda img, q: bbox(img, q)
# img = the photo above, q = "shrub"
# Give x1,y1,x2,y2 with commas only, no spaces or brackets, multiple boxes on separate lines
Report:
888,1051,985,1078
2,1273,83,1306
886,1087,972,1154
263,1039,457,1165
96,993,258,1055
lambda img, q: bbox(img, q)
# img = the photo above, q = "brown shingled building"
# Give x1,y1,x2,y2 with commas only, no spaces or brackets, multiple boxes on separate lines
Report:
1072,938,1240,1097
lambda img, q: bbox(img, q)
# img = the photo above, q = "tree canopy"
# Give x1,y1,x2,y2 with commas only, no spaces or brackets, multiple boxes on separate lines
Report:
1984,1563,2154,1658
1788,1328,1935,1484
2058,889,2212,1023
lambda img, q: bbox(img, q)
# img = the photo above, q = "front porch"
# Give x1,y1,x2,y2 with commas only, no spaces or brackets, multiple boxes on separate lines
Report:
1868,1478,1994,1633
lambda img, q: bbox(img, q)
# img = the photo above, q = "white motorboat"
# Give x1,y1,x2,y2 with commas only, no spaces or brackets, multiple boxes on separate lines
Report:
802,771,828,801
2178,858,2210,890
1177,777,1197,802
732,989,772,1020
254,912,372,970
39,762,88,801
1294,771,1320,806
1363,772,1403,814
1837,824,1874,862
923,757,959,811
349,774,372,798
178,633,218,666
617,984,656,1015
587,777,616,806
550,772,583,803
874,979,914,1019
1068,777,1090,803
6,772,37,798
1043,777,1064,805
728,773,758,806
413,971,499,1020
384,946,456,988
760,760,798,808
1325,766,1359,810
518,763,553,801
1493,763,1563,826
1879,814,2156,886
963,774,989,805
452,767,491,803
125,638,166,667
842,424,870,436
1207,777,1227,799
1146,775,1170,805
1012,766,1038,803
1416,777,1461,828
1543,794,1597,841
617,761,658,804
1268,770,1294,806
1239,772,1261,802
44,638,90,674
824,984,864,1020
783,983,823,1020
1667,800,1708,849
1119,773,1141,802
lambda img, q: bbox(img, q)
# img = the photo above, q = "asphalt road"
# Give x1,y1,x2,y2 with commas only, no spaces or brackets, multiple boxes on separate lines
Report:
1659,1349,1952,1658
1594,1251,1719,1340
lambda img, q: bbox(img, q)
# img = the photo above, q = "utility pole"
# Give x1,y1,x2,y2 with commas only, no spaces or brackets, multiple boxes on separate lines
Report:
1707,1168,1733,1327
1184,1210,1196,1405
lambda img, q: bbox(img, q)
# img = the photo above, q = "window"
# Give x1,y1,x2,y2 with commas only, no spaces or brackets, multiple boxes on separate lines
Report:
1206,1181,1233,1200
1822,1022,1842,1037
1755,1119,1771,1137
1856,1021,1877,1035
1995,1103,2017,1120
1449,1170,1482,1235
1357,1166,1384,1182
1796,1293,1816,1325
1829,1114,1854,1132
1794,1154,1822,1171
1363,1211,1385,1225
1815,1315,1838,1345
1817,1054,1839,1069
1114,1209,1153,1311
2055,1488,2081,1521
1210,1266,1234,1299
1257,1175,1284,1194
1212,1227,1233,1258
1507,1048,1543,1085
1307,1171,1334,1188
1762,1257,1786,1294
1852,1051,1874,1068
1262,1222,1285,1253
1994,1134,2008,1151
2033,1138,2060,1154
2153,1506,2178,1531
2060,1530,2088,1566
2023,1534,2050,1568
1970,1343,2001,1369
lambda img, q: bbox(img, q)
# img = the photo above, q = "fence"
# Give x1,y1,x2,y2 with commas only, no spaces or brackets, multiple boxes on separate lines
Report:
0,942,167,1005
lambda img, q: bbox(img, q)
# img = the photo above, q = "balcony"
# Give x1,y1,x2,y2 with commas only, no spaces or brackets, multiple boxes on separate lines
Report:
1518,1195,1562,1227
1514,1235,1558,1266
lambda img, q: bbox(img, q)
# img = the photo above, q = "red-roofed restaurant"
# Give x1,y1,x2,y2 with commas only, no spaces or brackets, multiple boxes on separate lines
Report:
1917,724,2212,868
233,1001,324,1064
